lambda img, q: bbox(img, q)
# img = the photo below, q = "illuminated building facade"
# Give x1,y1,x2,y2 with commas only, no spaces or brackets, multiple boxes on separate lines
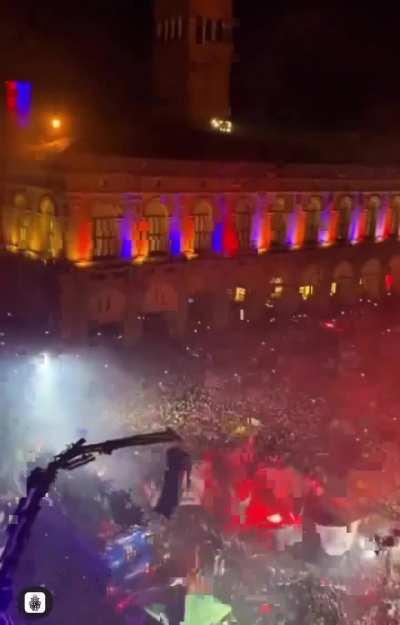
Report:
2,1,400,342
2,157,400,342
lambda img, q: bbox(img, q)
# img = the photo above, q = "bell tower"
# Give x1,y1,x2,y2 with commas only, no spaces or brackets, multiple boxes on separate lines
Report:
153,0,234,128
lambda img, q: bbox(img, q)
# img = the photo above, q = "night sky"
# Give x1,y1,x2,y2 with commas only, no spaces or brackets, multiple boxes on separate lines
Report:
1,1,400,135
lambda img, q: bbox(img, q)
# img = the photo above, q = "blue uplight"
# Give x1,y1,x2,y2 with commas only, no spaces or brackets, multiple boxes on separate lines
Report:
16,81,32,127
212,222,224,254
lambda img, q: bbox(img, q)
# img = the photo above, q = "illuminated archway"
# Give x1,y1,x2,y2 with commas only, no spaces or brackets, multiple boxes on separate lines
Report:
391,196,400,238
13,192,30,249
336,195,353,241
37,195,58,257
143,199,169,254
13,191,28,211
365,195,381,240
88,288,126,324
299,265,323,301
304,196,322,244
388,255,400,294
235,198,254,251
333,260,356,303
39,195,56,215
270,196,288,246
192,200,214,252
360,258,382,298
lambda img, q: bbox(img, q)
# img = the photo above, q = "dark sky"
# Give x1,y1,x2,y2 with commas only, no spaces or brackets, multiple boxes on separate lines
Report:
1,1,400,134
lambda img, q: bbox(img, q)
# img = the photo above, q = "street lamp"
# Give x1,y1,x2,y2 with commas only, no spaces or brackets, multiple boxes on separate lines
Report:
50,117,62,130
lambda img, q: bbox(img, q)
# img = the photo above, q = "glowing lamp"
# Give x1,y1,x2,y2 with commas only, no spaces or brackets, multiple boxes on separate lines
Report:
50,117,62,130
266,513,282,524
209,117,233,134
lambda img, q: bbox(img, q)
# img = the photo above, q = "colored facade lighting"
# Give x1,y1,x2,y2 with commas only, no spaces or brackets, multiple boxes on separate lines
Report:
385,274,394,292
287,206,306,248
252,208,271,253
5,80,32,127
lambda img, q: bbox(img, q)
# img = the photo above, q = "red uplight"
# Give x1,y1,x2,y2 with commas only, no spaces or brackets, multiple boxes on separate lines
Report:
259,603,273,614
385,274,394,292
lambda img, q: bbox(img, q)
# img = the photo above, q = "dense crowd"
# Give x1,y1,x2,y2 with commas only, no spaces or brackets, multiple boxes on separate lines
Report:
1,297,400,623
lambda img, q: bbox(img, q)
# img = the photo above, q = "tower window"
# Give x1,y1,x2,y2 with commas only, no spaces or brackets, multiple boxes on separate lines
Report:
164,19,169,42
177,16,183,40
216,20,224,42
156,21,162,40
211,20,217,41
196,17,203,44
330,282,337,296
205,19,213,41
170,18,176,40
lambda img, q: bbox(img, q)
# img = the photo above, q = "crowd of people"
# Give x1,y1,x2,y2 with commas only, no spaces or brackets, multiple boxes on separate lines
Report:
1,295,400,623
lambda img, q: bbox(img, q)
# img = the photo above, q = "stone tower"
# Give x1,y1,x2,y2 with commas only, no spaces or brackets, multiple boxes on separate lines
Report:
153,0,234,128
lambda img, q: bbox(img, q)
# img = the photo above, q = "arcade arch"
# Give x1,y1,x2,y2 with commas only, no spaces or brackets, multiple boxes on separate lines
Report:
143,199,169,254
192,199,214,252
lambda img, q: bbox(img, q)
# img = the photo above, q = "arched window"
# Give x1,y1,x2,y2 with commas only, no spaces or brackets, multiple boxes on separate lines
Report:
18,212,30,250
13,192,28,210
177,16,183,40
269,277,284,299
270,197,288,246
392,197,400,237
14,192,30,250
304,196,322,244
216,20,224,42
365,196,380,239
193,201,213,252
333,261,355,301
39,195,56,215
235,201,253,251
205,19,213,41
39,195,57,258
170,18,176,40
337,196,353,241
299,265,321,300
144,200,168,255
196,16,204,44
